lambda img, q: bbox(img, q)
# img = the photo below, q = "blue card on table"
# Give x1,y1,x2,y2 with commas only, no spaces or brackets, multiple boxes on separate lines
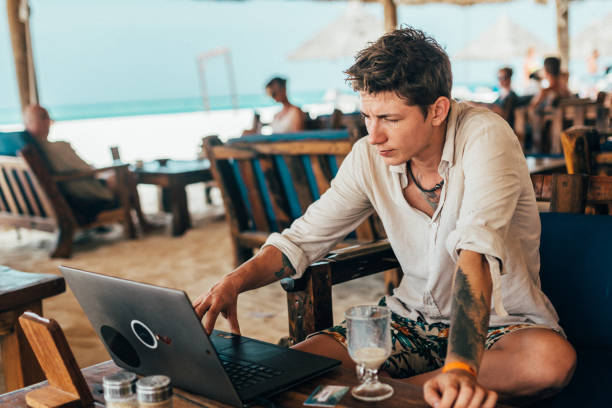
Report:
304,385,349,407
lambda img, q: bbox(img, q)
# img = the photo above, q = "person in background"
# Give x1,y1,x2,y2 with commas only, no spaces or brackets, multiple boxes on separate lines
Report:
528,57,572,152
470,67,519,128
265,77,305,133
242,77,305,136
23,105,150,227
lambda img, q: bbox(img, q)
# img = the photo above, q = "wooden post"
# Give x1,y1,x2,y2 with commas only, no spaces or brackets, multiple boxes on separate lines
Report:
556,0,570,72
6,0,38,112
381,0,397,33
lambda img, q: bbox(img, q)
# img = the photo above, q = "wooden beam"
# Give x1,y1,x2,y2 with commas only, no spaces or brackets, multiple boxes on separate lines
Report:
381,0,397,33
6,0,38,112
556,0,569,71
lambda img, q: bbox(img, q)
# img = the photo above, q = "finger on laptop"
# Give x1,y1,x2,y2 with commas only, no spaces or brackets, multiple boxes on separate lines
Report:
204,305,221,334
193,295,211,320
223,307,241,335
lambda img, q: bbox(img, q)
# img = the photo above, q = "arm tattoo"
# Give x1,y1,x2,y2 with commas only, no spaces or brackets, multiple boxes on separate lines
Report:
448,267,490,370
274,253,296,279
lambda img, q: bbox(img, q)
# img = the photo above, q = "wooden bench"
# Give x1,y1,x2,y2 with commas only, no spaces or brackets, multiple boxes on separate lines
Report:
0,265,65,392
0,144,136,258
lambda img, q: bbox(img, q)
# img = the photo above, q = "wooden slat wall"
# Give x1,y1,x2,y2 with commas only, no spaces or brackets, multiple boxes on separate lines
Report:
16,169,41,216
283,155,313,214
5,168,27,214
237,159,270,232
258,157,292,230
0,167,19,213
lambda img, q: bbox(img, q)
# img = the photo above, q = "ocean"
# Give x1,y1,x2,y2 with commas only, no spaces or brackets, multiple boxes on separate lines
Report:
1,0,611,125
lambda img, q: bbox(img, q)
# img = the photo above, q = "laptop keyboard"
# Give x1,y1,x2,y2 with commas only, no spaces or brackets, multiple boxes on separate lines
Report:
219,357,282,391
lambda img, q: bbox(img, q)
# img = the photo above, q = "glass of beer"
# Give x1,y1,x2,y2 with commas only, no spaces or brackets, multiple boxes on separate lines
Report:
345,305,394,401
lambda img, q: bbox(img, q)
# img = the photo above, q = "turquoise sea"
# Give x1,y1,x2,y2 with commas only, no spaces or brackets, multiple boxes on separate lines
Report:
1,0,611,125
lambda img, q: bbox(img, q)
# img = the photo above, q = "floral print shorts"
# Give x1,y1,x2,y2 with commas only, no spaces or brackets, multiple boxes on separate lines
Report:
309,298,539,378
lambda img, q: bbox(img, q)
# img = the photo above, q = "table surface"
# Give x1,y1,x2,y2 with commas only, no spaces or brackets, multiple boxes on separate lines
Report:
525,156,566,174
0,360,515,408
131,159,210,175
0,266,65,311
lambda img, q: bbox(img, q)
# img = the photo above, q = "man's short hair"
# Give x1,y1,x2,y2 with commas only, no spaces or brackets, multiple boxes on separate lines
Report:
499,67,513,79
266,76,287,89
543,57,561,77
345,27,452,118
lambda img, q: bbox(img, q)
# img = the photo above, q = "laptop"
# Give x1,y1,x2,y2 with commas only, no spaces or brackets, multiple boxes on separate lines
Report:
60,266,340,407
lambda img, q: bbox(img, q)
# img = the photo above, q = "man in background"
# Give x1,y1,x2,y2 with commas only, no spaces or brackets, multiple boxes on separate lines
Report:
24,105,150,227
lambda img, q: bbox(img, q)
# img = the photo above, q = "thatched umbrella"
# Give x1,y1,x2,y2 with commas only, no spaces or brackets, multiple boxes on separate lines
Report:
571,12,612,59
287,2,384,61
454,14,552,61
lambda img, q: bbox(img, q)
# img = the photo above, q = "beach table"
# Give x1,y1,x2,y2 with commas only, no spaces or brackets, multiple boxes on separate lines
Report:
0,360,516,407
132,159,212,236
0,266,65,392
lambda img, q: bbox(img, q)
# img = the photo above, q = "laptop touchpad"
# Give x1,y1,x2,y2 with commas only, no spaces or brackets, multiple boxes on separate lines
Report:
211,330,248,351
220,340,286,362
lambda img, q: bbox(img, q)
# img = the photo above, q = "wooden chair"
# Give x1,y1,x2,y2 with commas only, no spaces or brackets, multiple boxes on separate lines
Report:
561,126,612,176
547,98,608,154
281,173,612,344
0,144,136,258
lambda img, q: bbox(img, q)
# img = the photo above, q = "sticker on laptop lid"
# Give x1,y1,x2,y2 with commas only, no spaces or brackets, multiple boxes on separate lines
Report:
304,385,349,407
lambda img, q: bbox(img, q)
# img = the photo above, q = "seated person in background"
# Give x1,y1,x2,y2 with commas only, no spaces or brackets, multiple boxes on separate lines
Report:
24,105,150,227
528,57,573,152
194,28,575,407
469,67,519,128
242,77,305,135
266,77,305,133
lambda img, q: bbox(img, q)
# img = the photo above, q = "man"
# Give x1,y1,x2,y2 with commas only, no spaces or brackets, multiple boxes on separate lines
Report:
469,67,518,129
194,28,576,407
528,57,572,153
23,105,149,227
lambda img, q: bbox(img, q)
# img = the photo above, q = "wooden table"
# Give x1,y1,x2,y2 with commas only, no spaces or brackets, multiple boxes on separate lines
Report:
132,159,212,236
0,266,65,392
526,156,566,174
0,360,515,407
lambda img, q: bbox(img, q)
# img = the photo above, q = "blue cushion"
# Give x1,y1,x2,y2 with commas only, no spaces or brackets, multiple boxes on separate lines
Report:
541,350,611,407
0,131,31,156
539,213,612,349
228,129,349,144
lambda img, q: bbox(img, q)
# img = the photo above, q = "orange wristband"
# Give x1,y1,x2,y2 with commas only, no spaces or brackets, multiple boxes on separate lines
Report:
442,361,477,378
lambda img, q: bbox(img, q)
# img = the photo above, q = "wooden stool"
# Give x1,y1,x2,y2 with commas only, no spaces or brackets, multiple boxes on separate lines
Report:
0,265,65,392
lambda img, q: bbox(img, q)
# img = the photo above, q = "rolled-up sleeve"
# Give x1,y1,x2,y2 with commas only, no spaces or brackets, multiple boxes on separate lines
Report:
446,119,523,316
262,140,374,278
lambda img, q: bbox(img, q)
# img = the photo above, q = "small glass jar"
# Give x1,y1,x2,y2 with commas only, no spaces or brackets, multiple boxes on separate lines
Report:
136,375,173,408
103,371,138,408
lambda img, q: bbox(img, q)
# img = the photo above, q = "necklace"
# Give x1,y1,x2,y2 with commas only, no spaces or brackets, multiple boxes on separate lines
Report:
407,161,444,193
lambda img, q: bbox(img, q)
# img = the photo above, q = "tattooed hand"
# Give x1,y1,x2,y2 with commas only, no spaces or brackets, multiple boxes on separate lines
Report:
423,370,497,408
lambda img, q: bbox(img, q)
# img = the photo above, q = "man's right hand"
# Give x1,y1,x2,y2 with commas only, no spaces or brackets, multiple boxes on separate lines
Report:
193,277,241,335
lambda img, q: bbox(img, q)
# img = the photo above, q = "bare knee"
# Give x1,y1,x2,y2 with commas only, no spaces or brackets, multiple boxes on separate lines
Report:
502,330,577,397
292,334,354,369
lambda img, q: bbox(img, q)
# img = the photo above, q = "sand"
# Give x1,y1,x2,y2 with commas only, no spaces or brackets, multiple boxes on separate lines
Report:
0,189,385,393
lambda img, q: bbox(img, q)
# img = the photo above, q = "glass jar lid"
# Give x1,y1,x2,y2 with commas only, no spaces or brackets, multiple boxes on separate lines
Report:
103,371,137,400
136,375,172,403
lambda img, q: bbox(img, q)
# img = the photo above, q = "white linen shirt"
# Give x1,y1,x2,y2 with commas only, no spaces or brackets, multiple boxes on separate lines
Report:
263,101,562,332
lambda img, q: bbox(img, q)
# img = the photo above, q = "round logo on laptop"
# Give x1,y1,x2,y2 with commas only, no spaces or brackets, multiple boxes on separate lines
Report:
130,320,158,349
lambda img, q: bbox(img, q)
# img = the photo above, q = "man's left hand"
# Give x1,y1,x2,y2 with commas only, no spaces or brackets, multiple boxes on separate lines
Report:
423,370,497,408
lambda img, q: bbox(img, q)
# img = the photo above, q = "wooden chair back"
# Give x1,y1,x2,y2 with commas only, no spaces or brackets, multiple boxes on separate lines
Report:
531,173,612,214
0,153,57,232
561,126,612,175
549,98,608,154
203,130,385,265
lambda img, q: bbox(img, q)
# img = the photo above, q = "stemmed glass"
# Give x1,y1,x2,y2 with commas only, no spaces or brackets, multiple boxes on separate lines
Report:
345,305,394,401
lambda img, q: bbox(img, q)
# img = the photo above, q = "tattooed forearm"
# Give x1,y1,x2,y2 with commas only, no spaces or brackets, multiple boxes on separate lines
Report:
273,253,296,279
448,266,490,370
